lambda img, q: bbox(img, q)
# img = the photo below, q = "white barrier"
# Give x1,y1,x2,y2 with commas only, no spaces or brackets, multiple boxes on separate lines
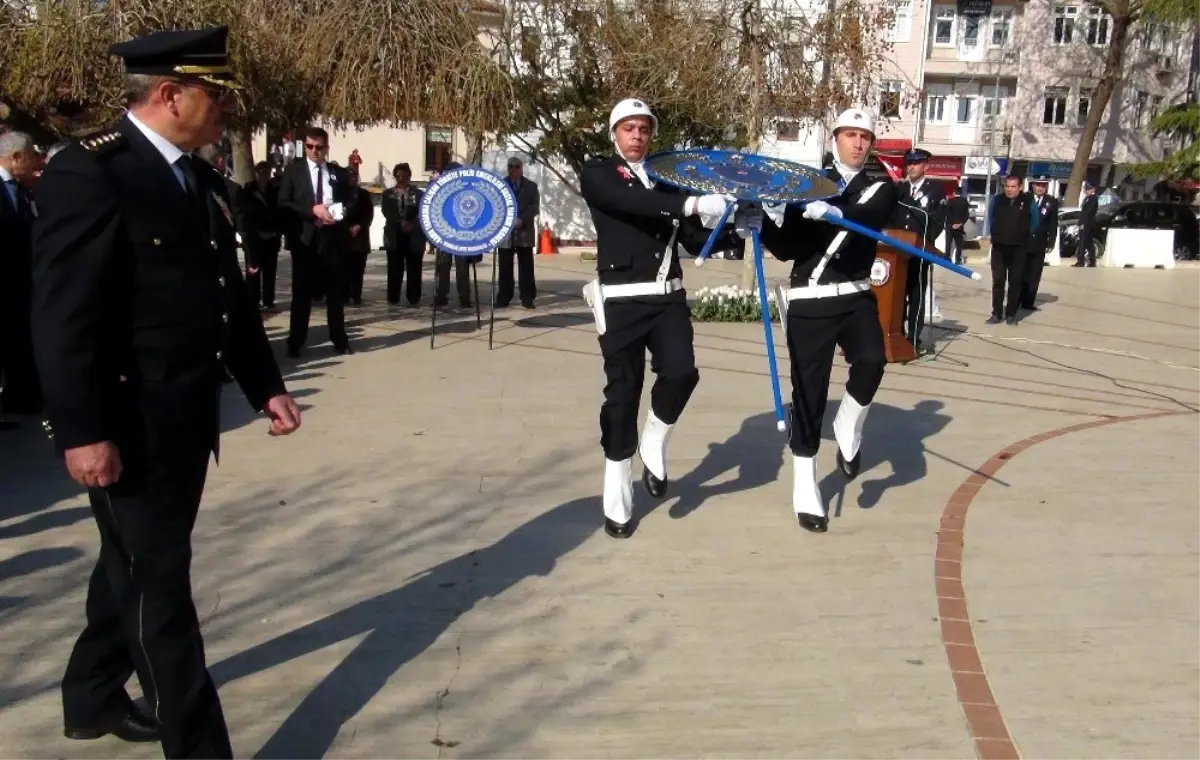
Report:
1105,228,1176,269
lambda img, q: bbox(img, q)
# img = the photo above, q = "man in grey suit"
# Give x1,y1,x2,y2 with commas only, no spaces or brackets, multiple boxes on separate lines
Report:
495,156,540,309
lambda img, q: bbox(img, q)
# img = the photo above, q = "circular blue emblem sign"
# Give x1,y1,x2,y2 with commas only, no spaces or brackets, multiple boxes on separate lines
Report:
419,167,518,256
645,149,840,204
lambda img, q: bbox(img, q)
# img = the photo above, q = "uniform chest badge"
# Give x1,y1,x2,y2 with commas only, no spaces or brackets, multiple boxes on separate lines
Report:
870,258,891,286
918,195,928,208
212,192,234,227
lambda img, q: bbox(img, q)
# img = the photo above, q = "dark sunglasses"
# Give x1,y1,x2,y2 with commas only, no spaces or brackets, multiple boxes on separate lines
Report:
304,143,328,151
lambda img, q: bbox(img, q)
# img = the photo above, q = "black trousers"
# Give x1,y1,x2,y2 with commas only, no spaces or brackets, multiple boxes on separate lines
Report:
62,449,232,759
1021,246,1047,308
289,235,348,350
244,238,280,308
386,239,424,304
435,251,473,304
990,244,1027,318
598,298,700,460
1075,232,1096,265
496,246,536,306
904,257,931,347
947,229,966,264
786,295,886,457
0,296,42,414
344,246,369,302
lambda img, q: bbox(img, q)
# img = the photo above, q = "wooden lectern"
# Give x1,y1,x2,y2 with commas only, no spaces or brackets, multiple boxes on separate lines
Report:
869,228,926,364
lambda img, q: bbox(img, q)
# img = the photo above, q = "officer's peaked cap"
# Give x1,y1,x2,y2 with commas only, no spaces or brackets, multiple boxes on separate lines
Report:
904,148,933,164
110,26,241,89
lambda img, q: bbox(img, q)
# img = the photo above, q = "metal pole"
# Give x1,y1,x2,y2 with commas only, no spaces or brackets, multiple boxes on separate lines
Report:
981,39,1003,238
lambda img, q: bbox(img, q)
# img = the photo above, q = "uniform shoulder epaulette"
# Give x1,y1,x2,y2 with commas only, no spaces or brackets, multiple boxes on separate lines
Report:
584,155,611,169
79,129,126,155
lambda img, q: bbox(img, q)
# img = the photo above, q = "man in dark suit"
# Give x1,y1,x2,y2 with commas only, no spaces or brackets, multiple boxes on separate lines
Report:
381,162,424,305
495,156,541,309
239,161,283,309
1073,181,1099,267
276,125,357,356
1021,176,1059,310
580,98,729,539
0,130,44,417
343,169,374,305
945,188,971,265
892,148,947,355
30,27,301,759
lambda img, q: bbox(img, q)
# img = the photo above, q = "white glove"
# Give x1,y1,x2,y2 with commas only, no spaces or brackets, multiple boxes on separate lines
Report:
686,194,735,218
734,205,763,239
764,203,786,227
802,200,842,222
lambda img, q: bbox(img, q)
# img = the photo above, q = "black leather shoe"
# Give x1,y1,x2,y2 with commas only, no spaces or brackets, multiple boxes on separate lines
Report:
286,345,302,359
335,343,354,355
604,518,633,539
65,708,160,743
985,315,1001,324
642,468,668,499
836,448,860,481
1022,303,1040,311
1004,316,1018,326
797,513,828,533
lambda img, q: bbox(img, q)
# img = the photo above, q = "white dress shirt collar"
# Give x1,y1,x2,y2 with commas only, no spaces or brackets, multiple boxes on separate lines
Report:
126,111,186,167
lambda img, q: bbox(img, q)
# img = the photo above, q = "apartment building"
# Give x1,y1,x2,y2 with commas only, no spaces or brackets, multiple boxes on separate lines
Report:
877,0,1190,202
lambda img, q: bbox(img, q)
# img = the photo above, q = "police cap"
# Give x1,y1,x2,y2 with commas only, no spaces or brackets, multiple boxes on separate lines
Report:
110,26,241,89
904,148,933,164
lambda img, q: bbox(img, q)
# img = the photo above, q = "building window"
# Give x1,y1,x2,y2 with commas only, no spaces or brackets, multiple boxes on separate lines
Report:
1043,86,1068,124
887,0,913,42
424,126,453,172
1150,94,1164,122
1053,5,1077,44
925,93,948,123
1077,90,1092,126
1085,6,1110,45
962,14,982,51
956,95,975,124
1134,90,1148,127
776,120,800,141
933,7,956,46
879,80,902,119
982,87,1006,120
990,8,1013,46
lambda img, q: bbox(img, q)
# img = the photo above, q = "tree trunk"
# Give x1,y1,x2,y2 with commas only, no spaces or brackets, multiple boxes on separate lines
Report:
1063,11,1131,205
229,127,255,185
740,0,765,291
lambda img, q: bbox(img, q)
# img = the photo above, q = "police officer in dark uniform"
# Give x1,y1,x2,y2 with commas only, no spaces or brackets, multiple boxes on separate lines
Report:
1021,176,1059,310
738,108,898,533
580,98,730,539
893,148,947,354
30,27,301,759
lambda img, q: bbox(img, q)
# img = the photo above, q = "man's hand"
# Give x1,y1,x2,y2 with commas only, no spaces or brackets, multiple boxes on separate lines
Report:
64,442,122,489
401,220,414,234
514,218,524,229
349,224,361,237
952,222,963,230
312,204,335,226
264,394,302,436
734,205,763,239
248,266,260,275
802,201,843,222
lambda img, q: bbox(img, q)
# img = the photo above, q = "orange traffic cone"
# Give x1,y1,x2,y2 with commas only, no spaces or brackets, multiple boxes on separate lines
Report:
538,223,556,255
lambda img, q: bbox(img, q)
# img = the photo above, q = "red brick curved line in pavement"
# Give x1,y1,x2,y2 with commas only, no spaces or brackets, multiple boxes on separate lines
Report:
935,409,1196,760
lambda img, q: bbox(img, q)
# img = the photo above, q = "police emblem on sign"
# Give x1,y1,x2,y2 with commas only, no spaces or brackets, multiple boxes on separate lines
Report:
869,258,890,286
419,167,518,256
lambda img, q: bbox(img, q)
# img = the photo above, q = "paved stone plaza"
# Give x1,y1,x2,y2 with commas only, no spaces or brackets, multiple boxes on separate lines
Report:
2,251,1198,759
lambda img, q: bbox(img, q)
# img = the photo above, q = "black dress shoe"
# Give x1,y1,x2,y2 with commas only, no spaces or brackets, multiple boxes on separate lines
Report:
335,343,354,355
1022,303,1040,311
797,513,828,533
642,468,668,499
985,315,1001,324
1004,316,1018,325
286,346,301,359
65,708,160,743
836,448,860,481
604,518,633,539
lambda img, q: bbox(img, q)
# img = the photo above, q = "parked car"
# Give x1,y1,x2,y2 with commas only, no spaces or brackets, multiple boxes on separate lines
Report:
1058,200,1199,260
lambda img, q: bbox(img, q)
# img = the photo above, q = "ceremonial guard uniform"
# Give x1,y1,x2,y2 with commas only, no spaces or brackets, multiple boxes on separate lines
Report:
892,148,947,352
580,98,730,538
30,28,297,758
744,108,898,533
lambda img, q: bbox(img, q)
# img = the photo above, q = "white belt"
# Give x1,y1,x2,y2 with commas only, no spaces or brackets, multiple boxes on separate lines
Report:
602,278,684,299
785,280,871,300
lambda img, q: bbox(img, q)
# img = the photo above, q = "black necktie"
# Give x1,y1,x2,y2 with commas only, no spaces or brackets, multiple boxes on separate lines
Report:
175,156,202,202
315,164,324,204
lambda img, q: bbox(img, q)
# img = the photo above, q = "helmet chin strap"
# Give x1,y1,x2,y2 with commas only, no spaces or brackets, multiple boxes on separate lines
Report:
612,133,645,166
830,140,866,184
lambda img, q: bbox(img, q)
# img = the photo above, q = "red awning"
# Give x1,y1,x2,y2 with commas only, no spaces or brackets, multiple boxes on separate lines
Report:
875,139,912,152
925,156,964,179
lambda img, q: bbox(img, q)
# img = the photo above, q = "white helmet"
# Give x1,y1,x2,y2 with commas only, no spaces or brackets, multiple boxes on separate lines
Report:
609,98,658,135
831,108,876,138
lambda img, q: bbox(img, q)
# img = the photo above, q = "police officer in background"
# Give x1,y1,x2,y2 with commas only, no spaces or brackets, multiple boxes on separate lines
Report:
30,27,300,758
892,148,946,354
580,98,730,539
945,187,971,265
737,108,898,533
1021,176,1058,310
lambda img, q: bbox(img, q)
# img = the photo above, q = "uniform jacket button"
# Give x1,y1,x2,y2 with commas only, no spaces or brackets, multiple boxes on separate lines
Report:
215,350,223,360
211,240,218,249
218,276,225,286
152,238,162,246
